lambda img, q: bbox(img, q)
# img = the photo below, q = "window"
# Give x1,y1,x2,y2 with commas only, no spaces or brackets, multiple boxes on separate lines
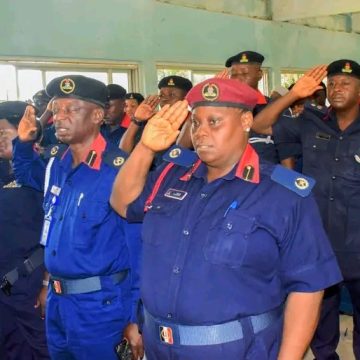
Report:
0,59,138,102
280,69,306,89
157,64,270,95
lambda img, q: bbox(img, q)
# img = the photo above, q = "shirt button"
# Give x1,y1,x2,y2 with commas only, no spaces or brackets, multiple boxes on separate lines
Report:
330,197,335,201
183,229,189,236
200,193,207,199
339,136,343,140
51,250,56,256
312,145,317,149
167,313,172,319
173,267,180,274
332,176,336,180
226,223,233,230
334,158,339,162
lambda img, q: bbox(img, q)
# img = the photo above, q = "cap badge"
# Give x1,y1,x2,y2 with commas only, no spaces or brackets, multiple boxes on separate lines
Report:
60,78,75,94
113,156,125,166
202,83,219,101
240,54,249,63
342,62,353,74
50,145,59,156
169,148,181,158
167,78,175,86
130,94,134,99
294,177,309,190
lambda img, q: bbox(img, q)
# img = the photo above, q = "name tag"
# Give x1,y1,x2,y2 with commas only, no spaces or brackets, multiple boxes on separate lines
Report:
164,188,188,201
315,132,331,141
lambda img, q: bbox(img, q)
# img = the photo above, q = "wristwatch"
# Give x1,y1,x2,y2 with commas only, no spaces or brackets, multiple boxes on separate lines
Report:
131,116,145,127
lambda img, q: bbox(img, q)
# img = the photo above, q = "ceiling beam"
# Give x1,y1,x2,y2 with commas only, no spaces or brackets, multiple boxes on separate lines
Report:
272,0,360,21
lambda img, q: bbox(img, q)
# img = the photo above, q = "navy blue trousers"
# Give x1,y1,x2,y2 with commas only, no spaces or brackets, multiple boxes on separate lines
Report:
311,281,360,360
0,269,49,359
46,275,132,360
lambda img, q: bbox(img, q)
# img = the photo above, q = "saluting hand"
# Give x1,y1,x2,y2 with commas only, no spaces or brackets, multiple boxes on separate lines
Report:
141,100,189,152
134,95,160,122
18,105,39,142
291,65,327,99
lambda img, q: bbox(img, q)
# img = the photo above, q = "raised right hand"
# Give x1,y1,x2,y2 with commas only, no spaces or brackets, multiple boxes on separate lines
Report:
141,100,189,152
134,95,160,122
291,65,327,99
18,106,39,142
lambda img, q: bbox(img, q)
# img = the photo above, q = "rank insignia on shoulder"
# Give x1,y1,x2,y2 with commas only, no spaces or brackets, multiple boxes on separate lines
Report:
3,180,21,188
43,144,68,159
271,165,315,197
163,145,198,168
102,148,128,169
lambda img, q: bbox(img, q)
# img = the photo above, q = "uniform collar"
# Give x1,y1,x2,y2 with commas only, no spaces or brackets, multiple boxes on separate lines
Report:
82,133,106,170
181,144,260,183
61,133,106,171
256,90,267,105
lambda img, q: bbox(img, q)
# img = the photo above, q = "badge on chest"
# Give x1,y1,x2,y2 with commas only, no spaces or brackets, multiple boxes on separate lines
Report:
164,188,188,201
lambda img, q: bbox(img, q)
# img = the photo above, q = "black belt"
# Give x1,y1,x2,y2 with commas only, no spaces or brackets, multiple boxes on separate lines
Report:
1,247,44,296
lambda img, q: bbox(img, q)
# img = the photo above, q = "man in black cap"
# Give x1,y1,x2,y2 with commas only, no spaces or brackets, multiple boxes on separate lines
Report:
225,50,281,164
252,60,360,359
120,76,192,156
101,84,130,147
0,101,49,359
12,75,143,359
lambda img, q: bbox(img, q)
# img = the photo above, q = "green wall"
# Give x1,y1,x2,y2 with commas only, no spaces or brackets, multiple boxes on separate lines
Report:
0,0,359,93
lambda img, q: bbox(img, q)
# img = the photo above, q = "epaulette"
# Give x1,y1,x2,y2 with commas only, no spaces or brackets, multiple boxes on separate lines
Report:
162,145,198,168
102,148,128,169
3,180,21,188
270,165,316,197
43,144,68,159
305,102,327,116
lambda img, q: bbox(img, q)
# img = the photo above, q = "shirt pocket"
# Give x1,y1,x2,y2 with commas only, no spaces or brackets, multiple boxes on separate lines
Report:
203,211,257,268
72,197,110,248
141,199,182,246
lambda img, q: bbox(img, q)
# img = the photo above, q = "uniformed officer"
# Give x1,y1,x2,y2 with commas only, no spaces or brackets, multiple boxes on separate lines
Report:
0,101,49,359
252,60,360,359
120,76,192,158
225,50,281,163
110,78,342,359
12,75,143,359
101,84,130,146
125,92,145,118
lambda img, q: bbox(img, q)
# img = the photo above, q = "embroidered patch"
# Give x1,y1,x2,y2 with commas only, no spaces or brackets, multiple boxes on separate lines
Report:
159,326,174,345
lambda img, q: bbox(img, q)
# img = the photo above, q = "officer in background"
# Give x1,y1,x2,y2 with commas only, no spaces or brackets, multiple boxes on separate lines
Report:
252,60,360,359
101,84,131,146
0,101,49,359
120,75,192,156
125,92,145,118
110,78,342,359
12,76,143,359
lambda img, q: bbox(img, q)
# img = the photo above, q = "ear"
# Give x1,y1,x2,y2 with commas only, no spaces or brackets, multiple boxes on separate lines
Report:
91,107,105,126
240,111,254,131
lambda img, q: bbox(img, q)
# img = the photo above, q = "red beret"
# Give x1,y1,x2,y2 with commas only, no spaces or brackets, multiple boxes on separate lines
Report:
186,78,258,111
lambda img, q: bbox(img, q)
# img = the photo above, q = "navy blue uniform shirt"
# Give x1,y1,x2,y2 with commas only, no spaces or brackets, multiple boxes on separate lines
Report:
127,145,342,325
273,104,360,279
12,134,141,320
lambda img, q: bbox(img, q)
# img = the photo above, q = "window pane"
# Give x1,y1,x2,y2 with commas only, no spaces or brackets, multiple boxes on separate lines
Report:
17,69,43,101
157,69,192,82
0,65,17,101
45,71,107,85
192,72,216,85
281,72,305,89
112,73,129,91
